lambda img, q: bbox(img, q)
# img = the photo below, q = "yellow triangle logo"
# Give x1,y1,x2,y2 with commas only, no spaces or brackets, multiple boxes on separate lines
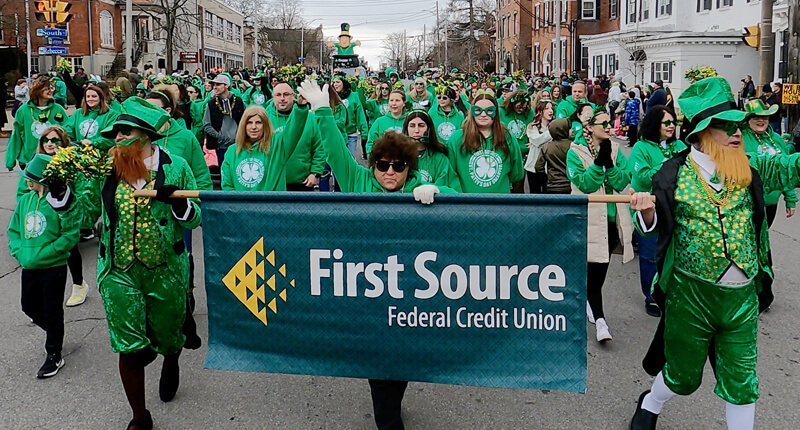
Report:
279,289,287,302
267,297,277,314
279,264,286,277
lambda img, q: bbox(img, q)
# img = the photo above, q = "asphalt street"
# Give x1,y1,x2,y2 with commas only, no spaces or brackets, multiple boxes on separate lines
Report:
0,133,798,430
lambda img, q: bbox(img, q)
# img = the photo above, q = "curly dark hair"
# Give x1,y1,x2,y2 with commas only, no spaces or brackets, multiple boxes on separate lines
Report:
369,132,419,173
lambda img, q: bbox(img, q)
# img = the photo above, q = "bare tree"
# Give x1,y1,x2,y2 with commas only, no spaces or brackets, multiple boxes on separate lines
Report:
134,0,199,74
263,0,303,30
381,32,406,70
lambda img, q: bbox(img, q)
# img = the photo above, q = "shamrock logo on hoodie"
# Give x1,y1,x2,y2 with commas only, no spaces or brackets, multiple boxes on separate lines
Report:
468,150,503,187
236,158,265,188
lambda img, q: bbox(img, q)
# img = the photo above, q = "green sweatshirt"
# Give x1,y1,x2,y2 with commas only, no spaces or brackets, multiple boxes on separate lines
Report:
244,87,271,109
154,118,213,191
428,105,465,143
743,128,798,207
221,106,309,191
499,108,535,156
110,100,123,113
366,111,407,155
628,138,687,193
52,78,68,106
342,92,368,136
566,142,631,220
445,130,525,194
64,107,119,151
555,97,592,120
316,107,457,194
364,98,390,126
6,101,68,170
406,92,434,111
266,104,327,185
190,100,206,147
8,190,80,269
333,104,348,141
418,149,462,192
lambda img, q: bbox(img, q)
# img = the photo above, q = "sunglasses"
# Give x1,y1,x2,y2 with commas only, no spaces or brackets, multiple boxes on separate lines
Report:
375,160,408,173
41,137,62,146
381,87,390,91
471,105,497,118
415,83,425,86
117,125,134,136
590,120,612,128
661,120,678,127
187,90,197,94
709,120,747,136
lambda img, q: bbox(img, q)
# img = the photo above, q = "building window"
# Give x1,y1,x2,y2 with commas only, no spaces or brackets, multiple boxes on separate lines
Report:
100,10,113,48
66,57,83,70
544,2,550,26
581,45,589,71
642,0,650,19
543,49,551,74
235,25,241,43
698,0,712,11
513,12,517,35
205,11,213,35
0,14,4,43
656,0,672,16
607,53,616,74
610,0,618,18
594,55,603,77
581,0,596,19
652,61,672,82
226,21,234,41
535,5,540,30
628,0,637,23
561,0,568,22
560,39,567,70
534,44,540,73
721,0,733,7
216,16,224,38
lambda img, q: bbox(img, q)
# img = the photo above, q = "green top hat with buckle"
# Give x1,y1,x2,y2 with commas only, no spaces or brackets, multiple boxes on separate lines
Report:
678,77,747,143
20,154,53,185
743,98,779,117
253,71,265,80
340,23,351,37
100,97,169,142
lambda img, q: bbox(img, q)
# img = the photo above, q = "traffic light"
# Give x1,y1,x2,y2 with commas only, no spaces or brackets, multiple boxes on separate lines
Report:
34,0,71,27
743,24,759,49
54,1,72,24
34,1,53,23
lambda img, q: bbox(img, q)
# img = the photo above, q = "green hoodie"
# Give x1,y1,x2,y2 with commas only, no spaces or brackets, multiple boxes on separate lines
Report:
499,108,535,156
316,107,457,194
364,98,390,126
743,128,798,207
566,141,630,220
154,118,213,191
555,97,593,120
445,130,524,194
6,100,68,170
221,106,309,191
428,105,465,143
266,104,327,185
110,99,123,113
8,190,81,269
51,77,68,106
628,138,687,193
244,87,271,109
418,149,462,192
366,111,407,155
342,91,368,136
64,107,120,151
190,100,207,146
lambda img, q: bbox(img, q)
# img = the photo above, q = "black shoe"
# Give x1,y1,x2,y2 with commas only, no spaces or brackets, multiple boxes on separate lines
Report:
126,410,153,430
184,334,202,350
37,353,64,379
159,359,180,402
629,390,659,430
645,302,661,318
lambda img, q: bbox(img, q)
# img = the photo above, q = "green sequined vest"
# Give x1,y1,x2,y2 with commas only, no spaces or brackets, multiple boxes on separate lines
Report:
673,163,759,283
113,177,167,270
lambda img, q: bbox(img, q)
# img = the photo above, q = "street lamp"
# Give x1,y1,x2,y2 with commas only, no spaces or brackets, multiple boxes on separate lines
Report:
301,18,323,64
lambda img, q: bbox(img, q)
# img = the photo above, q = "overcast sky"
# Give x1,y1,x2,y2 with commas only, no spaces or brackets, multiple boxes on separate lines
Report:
299,0,441,67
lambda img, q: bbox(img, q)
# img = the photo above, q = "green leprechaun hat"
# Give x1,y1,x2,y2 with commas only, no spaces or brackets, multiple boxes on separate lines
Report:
20,154,53,185
743,98,779,117
678,77,747,142
100,97,169,141
253,71,265,80
340,23,351,37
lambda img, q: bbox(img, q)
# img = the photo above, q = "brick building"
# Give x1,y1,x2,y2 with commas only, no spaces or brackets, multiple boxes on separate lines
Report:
498,0,532,74
0,0,124,76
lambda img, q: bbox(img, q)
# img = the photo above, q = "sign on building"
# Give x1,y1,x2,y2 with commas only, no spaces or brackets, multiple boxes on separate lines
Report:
782,83,800,105
180,52,199,63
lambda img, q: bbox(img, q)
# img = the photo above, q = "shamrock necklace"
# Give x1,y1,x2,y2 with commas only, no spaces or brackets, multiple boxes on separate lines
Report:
753,131,781,155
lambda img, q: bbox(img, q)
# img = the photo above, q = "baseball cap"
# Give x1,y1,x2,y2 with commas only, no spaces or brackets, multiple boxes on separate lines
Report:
209,74,231,86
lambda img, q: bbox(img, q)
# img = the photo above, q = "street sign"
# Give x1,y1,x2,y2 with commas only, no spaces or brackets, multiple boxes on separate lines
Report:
299,56,305,62
180,52,199,63
38,46,68,55
782,83,800,105
36,28,68,37
48,37,65,45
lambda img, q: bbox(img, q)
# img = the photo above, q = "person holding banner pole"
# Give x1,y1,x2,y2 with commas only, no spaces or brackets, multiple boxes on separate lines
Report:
402,110,461,191
296,79,456,430
628,77,800,430
566,108,634,342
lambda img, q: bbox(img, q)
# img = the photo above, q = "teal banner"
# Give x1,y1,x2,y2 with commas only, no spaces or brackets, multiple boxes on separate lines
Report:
201,193,588,392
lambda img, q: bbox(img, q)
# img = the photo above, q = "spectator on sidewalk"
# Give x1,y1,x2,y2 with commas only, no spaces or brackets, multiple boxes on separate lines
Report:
13,79,29,117
203,74,245,166
645,80,666,114
625,91,642,147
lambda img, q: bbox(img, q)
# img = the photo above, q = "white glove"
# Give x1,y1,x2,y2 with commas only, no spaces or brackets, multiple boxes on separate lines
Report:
413,184,440,205
296,79,329,111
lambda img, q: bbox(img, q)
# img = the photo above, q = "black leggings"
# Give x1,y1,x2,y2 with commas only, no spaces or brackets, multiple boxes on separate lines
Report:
67,245,83,285
587,222,620,320
21,266,67,355
368,379,408,430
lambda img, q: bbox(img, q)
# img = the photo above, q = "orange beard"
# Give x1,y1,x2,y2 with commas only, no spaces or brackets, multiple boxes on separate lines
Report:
699,135,752,186
110,143,149,185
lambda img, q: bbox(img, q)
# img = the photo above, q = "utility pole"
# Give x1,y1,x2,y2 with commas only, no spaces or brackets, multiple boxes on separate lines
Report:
445,27,449,70
759,0,775,87
788,0,799,133
436,1,441,67
25,0,33,74
468,0,474,71
554,0,561,74
423,24,426,63
403,29,407,73
126,0,133,69
496,0,502,74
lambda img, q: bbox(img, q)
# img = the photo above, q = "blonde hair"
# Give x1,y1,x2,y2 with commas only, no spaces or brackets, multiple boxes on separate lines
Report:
235,106,274,155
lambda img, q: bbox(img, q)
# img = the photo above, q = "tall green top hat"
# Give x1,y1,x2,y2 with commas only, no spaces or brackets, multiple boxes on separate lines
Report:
20,154,53,185
678,77,747,142
340,23,351,37
743,98,779,117
100,97,169,142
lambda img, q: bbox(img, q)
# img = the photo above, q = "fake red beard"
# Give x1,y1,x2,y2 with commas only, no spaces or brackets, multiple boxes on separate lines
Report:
110,143,149,185
699,135,752,186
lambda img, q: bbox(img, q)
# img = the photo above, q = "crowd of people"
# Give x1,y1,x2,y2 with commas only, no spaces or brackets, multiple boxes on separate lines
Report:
4,62,800,430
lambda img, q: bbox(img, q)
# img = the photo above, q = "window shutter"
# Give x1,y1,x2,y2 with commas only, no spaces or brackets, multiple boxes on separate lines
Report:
668,62,673,82
596,0,601,20
667,0,672,14
697,0,701,12
651,64,655,82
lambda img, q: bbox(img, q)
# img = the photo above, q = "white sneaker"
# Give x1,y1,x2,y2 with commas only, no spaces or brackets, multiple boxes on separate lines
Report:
66,282,89,307
595,318,612,342
586,301,595,324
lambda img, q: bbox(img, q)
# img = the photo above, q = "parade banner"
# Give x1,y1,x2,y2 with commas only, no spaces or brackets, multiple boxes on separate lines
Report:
201,192,588,393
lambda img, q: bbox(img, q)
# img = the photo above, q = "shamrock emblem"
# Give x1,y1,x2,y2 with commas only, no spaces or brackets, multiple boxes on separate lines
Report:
468,150,503,187
236,158,265,188
25,211,47,238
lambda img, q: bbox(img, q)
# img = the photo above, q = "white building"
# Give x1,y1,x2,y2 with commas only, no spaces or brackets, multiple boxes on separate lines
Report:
580,0,787,100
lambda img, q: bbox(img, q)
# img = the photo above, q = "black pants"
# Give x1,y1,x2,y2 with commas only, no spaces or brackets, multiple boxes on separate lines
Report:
21,265,68,356
586,222,620,320
368,379,408,430
527,171,547,194
67,245,83,285
627,124,639,146
286,183,316,192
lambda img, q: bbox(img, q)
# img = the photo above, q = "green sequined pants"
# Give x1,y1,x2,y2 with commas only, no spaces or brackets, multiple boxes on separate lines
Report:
100,261,187,356
663,271,759,405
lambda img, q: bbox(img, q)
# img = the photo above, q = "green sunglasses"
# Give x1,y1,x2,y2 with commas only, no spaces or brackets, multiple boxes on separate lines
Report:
709,120,747,136
590,120,612,128
471,105,497,118
117,125,135,136
661,120,678,127
40,137,62,146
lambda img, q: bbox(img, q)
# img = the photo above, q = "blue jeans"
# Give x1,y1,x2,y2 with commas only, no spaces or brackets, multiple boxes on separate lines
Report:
637,231,658,303
346,134,359,159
